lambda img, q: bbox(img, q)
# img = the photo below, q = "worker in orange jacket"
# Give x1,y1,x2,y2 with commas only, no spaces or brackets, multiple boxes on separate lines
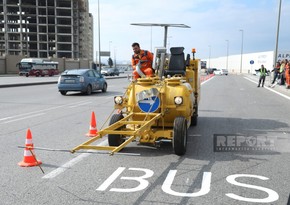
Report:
285,61,290,88
131,42,154,79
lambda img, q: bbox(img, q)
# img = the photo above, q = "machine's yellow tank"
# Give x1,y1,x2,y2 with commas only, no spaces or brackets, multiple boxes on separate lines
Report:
126,77,194,127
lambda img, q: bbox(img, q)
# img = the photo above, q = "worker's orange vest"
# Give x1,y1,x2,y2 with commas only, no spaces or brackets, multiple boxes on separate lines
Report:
131,50,153,69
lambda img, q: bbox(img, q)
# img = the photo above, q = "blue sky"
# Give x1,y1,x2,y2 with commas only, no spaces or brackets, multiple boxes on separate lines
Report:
88,0,290,63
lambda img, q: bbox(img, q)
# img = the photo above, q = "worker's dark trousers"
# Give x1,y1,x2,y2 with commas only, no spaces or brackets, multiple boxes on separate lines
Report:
258,76,266,87
272,73,278,84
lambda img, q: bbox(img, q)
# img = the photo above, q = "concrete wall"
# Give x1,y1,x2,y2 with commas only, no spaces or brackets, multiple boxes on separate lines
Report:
0,55,92,74
5,55,23,74
0,57,6,74
203,50,290,74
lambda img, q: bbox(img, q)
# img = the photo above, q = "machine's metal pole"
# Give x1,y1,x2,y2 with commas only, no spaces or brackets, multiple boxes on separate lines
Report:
163,26,168,48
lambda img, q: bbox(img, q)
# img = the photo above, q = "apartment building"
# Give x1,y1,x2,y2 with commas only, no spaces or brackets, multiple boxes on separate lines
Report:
0,0,93,61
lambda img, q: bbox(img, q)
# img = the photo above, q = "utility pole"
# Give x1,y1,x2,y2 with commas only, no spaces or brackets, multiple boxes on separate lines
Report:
274,0,282,64
239,29,244,74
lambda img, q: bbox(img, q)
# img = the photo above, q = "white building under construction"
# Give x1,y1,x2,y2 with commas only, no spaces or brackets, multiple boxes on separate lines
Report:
0,0,93,61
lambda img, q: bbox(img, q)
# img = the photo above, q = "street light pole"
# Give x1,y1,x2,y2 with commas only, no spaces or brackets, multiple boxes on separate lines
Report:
239,29,244,74
274,0,282,64
114,47,117,69
98,0,101,72
226,40,229,70
109,41,112,57
208,45,211,69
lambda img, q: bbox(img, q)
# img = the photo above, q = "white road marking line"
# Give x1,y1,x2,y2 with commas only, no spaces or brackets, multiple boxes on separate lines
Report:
0,105,63,121
1,113,46,124
0,117,13,121
244,77,290,101
0,100,91,122
42,140,108,179
69,101,92,108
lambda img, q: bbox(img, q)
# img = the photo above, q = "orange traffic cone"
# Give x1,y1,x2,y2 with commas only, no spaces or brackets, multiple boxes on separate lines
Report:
86,111,98,137
18,129,42,167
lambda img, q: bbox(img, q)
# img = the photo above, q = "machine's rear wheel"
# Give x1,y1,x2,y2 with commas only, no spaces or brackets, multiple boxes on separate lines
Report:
108,114,125,146
173,116,188,156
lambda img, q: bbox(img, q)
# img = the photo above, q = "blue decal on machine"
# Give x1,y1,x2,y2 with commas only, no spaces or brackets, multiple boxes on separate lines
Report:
138,96,160,113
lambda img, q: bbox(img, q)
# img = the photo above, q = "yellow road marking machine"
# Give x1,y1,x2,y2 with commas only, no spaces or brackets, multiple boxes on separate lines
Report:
71,24,201,156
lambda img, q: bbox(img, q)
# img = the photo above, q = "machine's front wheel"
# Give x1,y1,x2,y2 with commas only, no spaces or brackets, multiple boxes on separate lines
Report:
173,116,187,156
108,114,125,146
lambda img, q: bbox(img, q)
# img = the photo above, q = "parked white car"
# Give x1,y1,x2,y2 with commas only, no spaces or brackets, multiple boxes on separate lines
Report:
214,69,228,75
222,69,229,75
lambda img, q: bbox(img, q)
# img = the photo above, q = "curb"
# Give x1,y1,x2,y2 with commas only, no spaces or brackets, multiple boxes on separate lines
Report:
0,81,57,88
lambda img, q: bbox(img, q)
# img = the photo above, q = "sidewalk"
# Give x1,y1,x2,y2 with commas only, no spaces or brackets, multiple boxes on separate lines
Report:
245,73,290,98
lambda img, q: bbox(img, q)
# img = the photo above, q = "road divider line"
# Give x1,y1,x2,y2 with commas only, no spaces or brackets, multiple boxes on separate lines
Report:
0,100,92,122
1,113,46,124
69,101,92,108
0,116,13,121
0,105,64,121
42,152,91,179
244,77,290,101
42,140,108,179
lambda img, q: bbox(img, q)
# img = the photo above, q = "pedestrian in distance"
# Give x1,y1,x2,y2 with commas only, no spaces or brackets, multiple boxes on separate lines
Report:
257,64,268,87
270,62,280,88
278,60,286,85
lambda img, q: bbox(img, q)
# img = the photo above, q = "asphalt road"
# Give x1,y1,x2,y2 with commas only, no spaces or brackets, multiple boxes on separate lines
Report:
0,75,289,205
0,73,129,88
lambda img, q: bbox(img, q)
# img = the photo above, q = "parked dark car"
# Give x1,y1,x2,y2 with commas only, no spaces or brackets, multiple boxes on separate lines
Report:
111,68,120,76
101,67,113,76
206,68,217,74
58,69,107,95
101,67,119,76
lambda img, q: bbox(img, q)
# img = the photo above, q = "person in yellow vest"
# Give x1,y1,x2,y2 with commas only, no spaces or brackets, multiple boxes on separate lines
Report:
257,64,268,87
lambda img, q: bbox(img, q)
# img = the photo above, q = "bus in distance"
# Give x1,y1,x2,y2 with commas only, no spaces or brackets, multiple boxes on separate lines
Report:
17,58,59,77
